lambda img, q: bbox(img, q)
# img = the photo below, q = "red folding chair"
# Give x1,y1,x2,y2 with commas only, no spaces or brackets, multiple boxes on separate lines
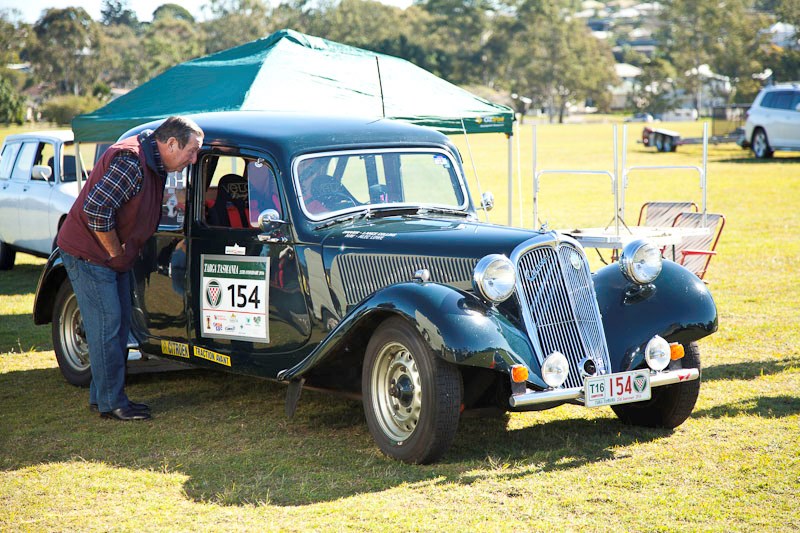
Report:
671,212,726,280
638,201,698,226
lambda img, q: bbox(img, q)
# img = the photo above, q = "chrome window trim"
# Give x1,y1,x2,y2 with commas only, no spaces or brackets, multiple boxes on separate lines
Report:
292,147,469,222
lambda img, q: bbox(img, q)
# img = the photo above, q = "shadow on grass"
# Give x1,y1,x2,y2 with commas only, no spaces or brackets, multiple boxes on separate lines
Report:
703,357,800,382
0,262,44,296
715,155,800,164
1,365,670,507
0,313,51,353
694,395,800,420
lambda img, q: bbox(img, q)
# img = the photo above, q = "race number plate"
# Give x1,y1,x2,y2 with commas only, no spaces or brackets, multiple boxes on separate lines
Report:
584,370,651,408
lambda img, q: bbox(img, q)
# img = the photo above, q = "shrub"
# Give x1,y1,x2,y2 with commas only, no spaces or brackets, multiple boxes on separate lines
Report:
39,95,103,125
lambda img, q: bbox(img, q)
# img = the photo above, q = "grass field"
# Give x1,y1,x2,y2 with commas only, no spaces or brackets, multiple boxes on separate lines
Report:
1,121,799,531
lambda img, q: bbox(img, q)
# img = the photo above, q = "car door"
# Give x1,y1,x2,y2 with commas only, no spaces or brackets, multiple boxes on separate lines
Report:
17,140,57,254
0,141,23,246
2,141,39,249
770,90,795,147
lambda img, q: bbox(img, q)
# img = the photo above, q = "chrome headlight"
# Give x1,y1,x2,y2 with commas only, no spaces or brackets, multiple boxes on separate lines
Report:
645,335,671,371
619,239,662,284
542,351,569,388
473,254,516,303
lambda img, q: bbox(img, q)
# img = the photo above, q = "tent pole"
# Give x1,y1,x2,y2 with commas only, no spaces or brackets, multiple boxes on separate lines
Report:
507,133,513,226
75,141,84,192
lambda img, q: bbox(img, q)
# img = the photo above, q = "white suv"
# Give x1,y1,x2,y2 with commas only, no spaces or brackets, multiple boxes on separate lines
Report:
744,83,800,159
0,130,84,269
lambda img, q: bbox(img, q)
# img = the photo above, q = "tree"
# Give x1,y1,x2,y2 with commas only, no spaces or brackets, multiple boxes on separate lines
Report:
100,0,138,28
153,3,195,23
657,0,770,110
27,8,103,96
201,0,272,53
141,15,203,78
0,75,25,124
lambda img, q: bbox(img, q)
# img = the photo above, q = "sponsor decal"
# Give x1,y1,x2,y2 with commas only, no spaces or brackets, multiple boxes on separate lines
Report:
193,346,231,367
161,340,190,359
342,230,398,241
225,244,246,256
206,280,222,308
633,373,648,393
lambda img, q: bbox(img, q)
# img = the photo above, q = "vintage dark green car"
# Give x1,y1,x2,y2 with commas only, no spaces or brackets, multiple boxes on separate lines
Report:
34,112,717,463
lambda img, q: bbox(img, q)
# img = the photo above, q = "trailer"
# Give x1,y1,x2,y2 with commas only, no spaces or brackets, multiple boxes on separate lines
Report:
641,126,744,152
641,105,749,152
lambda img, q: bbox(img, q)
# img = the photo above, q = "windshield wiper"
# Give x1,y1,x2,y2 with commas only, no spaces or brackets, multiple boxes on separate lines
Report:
416,206,473,218
314,212,362,230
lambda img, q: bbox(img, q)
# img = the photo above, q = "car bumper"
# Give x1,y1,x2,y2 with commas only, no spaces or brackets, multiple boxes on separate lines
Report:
508,367,700,408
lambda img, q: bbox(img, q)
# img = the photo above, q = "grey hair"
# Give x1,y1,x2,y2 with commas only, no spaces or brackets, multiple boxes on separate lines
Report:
153,116,203,148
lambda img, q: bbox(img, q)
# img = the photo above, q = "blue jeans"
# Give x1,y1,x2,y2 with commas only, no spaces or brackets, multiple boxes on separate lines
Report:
61,251,132,412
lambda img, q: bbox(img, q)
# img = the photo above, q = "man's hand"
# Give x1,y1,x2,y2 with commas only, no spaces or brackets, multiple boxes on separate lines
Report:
94,230,124,259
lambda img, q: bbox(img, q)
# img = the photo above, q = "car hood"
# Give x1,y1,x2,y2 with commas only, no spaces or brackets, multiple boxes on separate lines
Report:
321,215,543,259
318,216,549,307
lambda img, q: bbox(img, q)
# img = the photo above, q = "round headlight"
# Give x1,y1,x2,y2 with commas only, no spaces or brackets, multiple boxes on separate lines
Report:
645,335,671,371
473,254,516,303
542,351,569,388
619,239,663,284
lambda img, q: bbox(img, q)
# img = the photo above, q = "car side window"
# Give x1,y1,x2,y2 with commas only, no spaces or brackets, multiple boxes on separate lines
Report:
772,91,794,110
35,142,56,182
11,142,37,181
791,91,800,112
760,92,776,108
245,158,281,225
0,142,21,180
159,170,188,229
202,154,251,229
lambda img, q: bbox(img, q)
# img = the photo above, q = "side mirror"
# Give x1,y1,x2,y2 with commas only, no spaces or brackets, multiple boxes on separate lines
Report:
479,191,494,212
32,165,53,182
258,209,285,232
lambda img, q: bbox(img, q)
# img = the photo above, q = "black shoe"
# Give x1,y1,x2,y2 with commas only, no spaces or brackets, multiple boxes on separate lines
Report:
128,401,151,412
100,407,152,421
91,401,150,413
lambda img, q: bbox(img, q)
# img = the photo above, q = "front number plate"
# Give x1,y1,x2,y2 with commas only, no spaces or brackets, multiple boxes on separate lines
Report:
584,370,651,408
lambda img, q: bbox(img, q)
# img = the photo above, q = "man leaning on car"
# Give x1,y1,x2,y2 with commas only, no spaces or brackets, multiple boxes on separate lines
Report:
57,116,203,421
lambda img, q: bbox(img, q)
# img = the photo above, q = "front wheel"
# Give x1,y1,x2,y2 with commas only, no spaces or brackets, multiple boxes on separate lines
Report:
611,342,701,428
362,317,462,464
52,280,92,386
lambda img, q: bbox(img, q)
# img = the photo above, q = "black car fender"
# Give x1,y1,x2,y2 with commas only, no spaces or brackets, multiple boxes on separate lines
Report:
592,260,718,373
278,281,547,388
32,250,67,325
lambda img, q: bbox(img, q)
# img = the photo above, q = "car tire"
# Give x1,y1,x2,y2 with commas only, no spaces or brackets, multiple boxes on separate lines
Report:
751,128,774,159
0,240,16,270
663,135,675,152
52,280,92,387
362,316,462,464
611,342,701,429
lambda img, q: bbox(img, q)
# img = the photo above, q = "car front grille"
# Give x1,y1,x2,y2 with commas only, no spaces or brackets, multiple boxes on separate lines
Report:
335,254,477,305
515,242,610,389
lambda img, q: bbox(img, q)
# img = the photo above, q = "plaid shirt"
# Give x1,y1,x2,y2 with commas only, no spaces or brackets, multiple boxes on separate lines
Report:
83,134,164,232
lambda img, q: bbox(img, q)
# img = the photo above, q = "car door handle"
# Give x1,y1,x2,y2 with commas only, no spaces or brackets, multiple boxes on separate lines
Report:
258,233,288,243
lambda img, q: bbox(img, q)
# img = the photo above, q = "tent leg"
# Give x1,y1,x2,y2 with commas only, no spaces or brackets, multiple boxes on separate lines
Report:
75,142,83,192
507,133,513,226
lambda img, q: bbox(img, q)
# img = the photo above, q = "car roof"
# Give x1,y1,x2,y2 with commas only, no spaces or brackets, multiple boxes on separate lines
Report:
761,82,800,91
3,130,74,144
121,111,455,161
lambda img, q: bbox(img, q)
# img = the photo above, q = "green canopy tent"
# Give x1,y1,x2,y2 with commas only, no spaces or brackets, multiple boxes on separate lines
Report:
73,29,518,222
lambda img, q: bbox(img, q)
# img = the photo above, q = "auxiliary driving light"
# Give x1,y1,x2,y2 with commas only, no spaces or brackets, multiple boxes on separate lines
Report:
542,351,569,388
511,364,529,383
619,239,663,284
645,335,671,371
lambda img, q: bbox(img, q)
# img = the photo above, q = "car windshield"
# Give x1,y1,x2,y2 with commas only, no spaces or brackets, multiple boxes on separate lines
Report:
294,149,467,220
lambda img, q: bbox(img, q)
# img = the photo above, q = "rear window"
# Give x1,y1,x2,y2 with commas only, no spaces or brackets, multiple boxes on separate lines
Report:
761,90,796,110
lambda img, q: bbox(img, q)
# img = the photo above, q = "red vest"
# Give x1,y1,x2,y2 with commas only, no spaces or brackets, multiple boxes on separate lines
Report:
58,135,164,272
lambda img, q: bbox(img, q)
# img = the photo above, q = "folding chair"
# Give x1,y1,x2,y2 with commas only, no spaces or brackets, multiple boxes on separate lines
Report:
670,212,726,280
637,201,698,227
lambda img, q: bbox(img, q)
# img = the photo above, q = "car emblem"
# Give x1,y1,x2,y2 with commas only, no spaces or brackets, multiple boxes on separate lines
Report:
523,257,548,282
569,252,583,270
206,280,222,308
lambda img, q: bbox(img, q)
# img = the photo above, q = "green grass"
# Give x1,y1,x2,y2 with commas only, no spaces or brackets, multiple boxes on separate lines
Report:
1,121,799,531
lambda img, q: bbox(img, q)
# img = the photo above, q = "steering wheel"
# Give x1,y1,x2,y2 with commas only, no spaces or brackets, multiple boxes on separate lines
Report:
311,175,358,210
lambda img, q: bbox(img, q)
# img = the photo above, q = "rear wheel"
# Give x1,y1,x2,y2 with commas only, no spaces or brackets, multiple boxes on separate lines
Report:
0,240,15,270
751,128,774,159
611,342,701,428
362,317,462,464
52,280,92,386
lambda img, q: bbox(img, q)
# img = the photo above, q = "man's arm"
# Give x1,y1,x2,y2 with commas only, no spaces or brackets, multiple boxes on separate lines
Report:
94,230,125,259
